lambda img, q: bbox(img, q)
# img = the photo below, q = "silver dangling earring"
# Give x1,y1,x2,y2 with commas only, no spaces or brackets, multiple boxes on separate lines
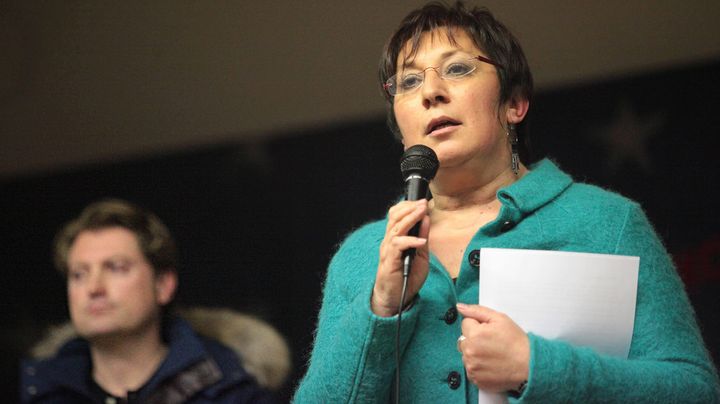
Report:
507,123,520,175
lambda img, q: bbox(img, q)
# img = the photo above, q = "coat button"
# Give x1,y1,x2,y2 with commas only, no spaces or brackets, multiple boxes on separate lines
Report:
501,220,515,232
447,371,462,389
25,366,36,376
27,386,37,395
443,306,458,324
468,249,480,267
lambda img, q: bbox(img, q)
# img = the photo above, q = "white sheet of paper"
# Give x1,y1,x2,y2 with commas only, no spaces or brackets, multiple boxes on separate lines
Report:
475,248,639,404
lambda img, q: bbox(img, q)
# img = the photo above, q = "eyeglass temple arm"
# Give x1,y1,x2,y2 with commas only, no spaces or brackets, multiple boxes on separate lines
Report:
475,55,501,68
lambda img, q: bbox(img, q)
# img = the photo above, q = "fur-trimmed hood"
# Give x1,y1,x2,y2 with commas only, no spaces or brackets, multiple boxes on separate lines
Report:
29,306,291,391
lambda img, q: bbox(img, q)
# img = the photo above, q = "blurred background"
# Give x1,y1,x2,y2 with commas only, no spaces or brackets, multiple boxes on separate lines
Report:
2,1,719,401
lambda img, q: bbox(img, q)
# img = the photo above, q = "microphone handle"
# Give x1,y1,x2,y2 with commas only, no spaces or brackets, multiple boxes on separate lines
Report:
402,224,421,277
405,174,428,201
402,174,429,277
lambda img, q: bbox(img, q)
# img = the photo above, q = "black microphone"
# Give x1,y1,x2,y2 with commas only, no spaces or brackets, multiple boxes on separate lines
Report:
399,144,439,277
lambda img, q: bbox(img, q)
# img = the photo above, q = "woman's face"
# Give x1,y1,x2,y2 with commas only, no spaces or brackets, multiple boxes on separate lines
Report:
393,29,515,173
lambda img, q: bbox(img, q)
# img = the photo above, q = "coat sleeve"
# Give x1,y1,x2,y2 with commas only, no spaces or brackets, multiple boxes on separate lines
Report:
516,203,720,403
292,223,421,403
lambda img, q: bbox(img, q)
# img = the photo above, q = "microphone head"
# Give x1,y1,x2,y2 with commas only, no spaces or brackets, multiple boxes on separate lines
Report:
400,144,439,181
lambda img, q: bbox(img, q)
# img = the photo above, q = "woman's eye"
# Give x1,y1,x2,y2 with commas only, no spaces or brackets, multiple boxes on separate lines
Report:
399,74,422,90
445,63,473,77
68,271,85,281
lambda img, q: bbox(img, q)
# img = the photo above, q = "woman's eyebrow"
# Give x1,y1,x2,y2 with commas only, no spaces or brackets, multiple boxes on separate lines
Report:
400,49,462,70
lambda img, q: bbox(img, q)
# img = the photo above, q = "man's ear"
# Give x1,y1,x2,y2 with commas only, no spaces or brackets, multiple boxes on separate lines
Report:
155,270,178,305
505,95,529,124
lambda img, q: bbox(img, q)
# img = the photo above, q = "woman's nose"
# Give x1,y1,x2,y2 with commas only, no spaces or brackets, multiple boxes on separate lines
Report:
421,68,449,107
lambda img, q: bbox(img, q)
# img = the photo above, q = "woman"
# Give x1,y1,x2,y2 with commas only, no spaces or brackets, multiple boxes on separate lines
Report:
294,2,719,403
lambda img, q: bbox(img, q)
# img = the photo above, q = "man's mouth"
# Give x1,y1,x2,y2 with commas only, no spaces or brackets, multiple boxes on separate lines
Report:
88,302,112,314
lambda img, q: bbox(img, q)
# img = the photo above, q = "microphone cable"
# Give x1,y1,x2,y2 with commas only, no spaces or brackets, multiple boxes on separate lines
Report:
395,272,410,404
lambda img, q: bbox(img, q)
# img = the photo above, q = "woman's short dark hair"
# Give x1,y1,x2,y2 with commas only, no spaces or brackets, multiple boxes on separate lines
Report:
53,198,178,277
379,1,534,162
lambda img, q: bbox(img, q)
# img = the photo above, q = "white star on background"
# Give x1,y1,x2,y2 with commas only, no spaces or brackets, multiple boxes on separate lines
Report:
591,100,665,174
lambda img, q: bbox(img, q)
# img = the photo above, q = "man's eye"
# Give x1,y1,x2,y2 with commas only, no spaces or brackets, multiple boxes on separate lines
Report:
444,62,473,77
107,261,130,272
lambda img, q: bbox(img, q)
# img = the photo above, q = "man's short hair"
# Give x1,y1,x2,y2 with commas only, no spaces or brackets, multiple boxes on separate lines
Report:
53,199,178,277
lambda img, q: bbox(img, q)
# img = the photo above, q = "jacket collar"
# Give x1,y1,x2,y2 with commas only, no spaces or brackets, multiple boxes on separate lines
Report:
500,158,572,212
22,337,94,400
486,158,573,233
22,317,233,402
141,316,218,394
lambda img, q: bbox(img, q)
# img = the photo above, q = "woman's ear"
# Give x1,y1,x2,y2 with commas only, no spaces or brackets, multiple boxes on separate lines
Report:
505,95,529,124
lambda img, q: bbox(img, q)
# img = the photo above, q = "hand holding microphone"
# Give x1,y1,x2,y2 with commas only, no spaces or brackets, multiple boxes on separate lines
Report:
371,145,439,317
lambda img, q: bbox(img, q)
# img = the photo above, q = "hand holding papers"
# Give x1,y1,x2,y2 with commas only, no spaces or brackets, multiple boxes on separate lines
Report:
475,248,639,403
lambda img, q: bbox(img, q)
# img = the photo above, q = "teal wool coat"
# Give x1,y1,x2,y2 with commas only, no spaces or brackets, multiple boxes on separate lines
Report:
294,159,719,403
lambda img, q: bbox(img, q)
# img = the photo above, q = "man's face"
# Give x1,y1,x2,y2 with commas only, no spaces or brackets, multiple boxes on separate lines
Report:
66,227,175,340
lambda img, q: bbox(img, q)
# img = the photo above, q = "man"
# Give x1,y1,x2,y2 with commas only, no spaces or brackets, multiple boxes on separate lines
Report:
20,199,280,403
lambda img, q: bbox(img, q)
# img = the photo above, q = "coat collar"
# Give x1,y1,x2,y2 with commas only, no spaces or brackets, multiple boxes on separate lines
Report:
499,158,572,213
485,158,573,234
21,317,238,402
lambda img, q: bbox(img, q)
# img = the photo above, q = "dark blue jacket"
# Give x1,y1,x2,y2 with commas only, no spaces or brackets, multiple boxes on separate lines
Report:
20,317,277,403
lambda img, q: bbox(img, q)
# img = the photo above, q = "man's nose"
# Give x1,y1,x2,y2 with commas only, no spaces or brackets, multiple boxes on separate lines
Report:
87,270,106,296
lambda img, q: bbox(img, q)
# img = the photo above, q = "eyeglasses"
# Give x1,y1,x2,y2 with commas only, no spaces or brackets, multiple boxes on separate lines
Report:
383,55,500,97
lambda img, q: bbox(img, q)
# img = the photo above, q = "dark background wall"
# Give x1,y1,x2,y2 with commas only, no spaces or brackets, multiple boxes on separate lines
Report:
3,1,720,179
3,59,719,402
